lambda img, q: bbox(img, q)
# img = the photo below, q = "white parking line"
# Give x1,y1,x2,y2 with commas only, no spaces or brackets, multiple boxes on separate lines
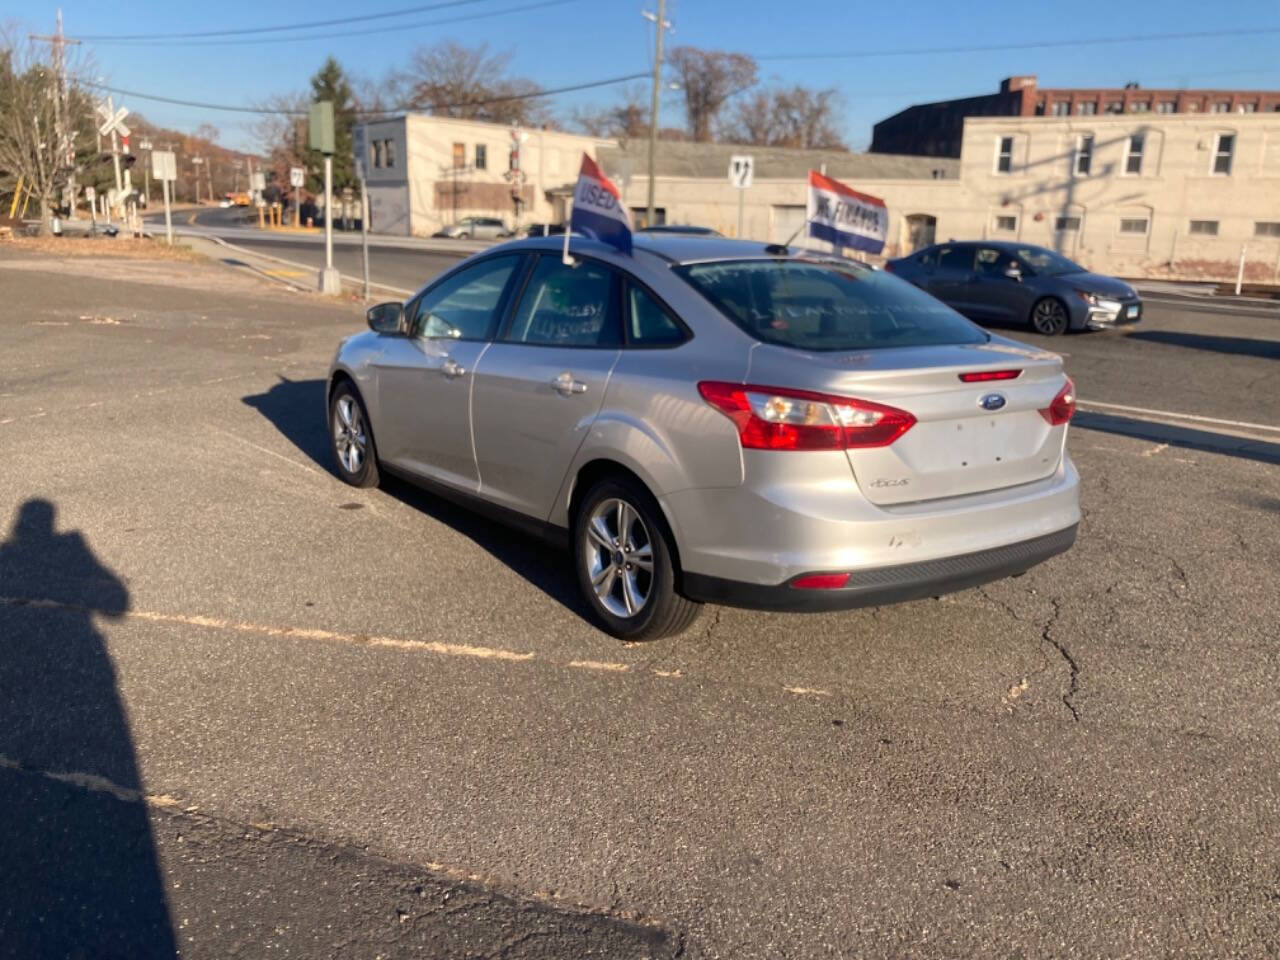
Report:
1078,400,1280,435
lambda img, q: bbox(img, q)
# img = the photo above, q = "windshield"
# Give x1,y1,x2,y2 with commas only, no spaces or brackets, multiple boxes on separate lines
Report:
674,258,987,352
1014,246,1085,277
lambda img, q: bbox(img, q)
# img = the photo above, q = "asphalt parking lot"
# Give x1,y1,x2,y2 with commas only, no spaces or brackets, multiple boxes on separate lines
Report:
1,247,1277,958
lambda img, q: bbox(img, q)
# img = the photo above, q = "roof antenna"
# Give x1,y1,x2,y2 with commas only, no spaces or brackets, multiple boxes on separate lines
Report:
765,218,808,255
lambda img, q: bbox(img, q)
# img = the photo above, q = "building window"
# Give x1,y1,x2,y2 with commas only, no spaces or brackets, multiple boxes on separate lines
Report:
1156,101,1176,114
994,214,1018,233
1034,101,1046,116
1239,102,1257,113
1051,101,1070,116
452,142,465,169
371,139,394,169
1189,219,1219,236
1255,221,1280,237
1074,135,1094,176
474,144,487,170
1105,101,1123,114
1076,101,1097,116
1119,217,1149,235
1186,101,1201,113
1130,101,1151,112
996,136,1014,174
1055,215,1082,231
1212,102,1231,113
385,139,395,168
1125,133,1145,175
1213,133,1235,175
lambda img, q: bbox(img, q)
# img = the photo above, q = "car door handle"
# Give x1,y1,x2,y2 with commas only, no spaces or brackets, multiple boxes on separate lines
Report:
551,372,587,396
441,357,466,379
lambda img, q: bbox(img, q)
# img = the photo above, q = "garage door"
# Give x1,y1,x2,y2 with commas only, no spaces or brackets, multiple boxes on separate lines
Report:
771,204,806,244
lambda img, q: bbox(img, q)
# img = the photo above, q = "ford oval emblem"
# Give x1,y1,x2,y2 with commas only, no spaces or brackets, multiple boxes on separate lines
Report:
979,392,1007,411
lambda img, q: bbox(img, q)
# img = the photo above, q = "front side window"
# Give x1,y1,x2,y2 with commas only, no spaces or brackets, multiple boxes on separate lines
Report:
1213,134,1235,174
938,246,972,270
1075,135,1094,175
1012,246,1085,276
412,255,521,340
1126,133,1145,174
627,283,686,346
507,257,620,347
996,136,1014,173
975,247,1017,275
674,259,986,353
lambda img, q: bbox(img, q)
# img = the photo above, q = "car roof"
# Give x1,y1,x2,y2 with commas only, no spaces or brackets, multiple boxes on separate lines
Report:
485,233,858,267
933,240,1043,253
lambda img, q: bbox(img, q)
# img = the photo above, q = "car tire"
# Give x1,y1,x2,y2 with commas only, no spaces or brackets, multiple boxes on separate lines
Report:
1030,297,1070,336
329,380,380,488
573,476,702,641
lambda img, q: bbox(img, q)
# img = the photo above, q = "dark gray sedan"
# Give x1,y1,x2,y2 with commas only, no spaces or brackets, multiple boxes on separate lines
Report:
886,241,1142,335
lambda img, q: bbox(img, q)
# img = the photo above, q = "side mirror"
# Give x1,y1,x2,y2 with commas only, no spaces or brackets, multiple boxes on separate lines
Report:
1003,264,1022,281
366,301,405,334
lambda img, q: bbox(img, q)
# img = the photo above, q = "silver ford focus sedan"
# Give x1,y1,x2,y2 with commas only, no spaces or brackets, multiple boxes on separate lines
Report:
327,234,1079,640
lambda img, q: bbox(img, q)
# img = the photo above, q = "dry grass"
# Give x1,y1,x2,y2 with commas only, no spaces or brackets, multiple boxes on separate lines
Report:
0,234,206,263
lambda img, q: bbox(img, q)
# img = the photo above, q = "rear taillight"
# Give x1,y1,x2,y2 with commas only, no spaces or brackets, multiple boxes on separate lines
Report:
1039,377,1076,426
697,381,916,451
959,369,1021,382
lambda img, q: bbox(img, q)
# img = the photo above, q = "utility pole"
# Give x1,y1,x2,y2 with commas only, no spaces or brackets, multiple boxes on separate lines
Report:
31,10,81,219
191,157,203,205
643,0,669,227
139,138,152,206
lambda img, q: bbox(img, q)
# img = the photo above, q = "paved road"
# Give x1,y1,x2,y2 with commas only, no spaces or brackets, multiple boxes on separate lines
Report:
0,247,1277,958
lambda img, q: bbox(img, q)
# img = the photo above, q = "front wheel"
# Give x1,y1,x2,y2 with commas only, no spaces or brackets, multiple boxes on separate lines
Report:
573,477,701,641
329,381,380,488
1030,297,1070,336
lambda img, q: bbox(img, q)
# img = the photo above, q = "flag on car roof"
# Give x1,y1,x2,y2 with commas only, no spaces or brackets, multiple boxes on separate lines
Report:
570,154,632,254
806,170,888,255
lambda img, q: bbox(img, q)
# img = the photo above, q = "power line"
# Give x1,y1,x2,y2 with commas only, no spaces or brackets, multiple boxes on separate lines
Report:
79,0,579,47
70,0,496,41
757,26,1280,61
79,72,651,116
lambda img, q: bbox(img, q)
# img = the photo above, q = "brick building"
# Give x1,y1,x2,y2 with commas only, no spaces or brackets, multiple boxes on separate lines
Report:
872,76,1280,157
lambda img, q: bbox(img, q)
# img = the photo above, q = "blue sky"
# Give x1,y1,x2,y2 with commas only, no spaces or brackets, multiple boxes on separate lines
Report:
18,0,1280,152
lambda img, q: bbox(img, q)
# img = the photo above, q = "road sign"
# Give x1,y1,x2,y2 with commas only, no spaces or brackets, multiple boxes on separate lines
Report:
309,101,335,155
84,186,96,202
96,103,130,140
290,167,305,188
728,155,754,189
152,150,177,182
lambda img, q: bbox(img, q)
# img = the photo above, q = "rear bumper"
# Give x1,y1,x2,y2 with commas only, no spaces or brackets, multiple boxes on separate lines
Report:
682,524,1077,612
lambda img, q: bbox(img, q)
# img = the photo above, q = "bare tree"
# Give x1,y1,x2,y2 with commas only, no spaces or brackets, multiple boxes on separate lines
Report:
396,40,549,127
666,46,756,142
571,84,649,142
0,32,69,231
725,84,847,150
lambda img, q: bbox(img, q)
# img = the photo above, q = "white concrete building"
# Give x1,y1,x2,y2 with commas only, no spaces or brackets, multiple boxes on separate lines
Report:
359,111,1280,282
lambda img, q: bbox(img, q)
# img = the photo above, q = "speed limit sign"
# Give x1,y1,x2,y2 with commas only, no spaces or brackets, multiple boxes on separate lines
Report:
290,167,305,188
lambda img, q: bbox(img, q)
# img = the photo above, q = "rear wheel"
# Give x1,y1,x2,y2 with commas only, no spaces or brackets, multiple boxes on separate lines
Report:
1030,297,1070,336
573,476,701,641
329,380,380,488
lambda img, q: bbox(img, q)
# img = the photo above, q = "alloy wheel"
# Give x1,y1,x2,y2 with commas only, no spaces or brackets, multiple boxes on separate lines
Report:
333,395,367,474
583,498,654,619
1032,299,1069,336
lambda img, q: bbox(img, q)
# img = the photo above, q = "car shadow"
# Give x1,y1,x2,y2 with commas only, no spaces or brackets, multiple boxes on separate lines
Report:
0,499,178,956
1122,330,1280,360
241,377,593,623
1074,411,1280,465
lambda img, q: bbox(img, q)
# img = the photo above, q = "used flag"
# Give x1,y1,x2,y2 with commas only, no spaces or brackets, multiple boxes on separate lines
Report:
570,154,632,254
806,170,888,255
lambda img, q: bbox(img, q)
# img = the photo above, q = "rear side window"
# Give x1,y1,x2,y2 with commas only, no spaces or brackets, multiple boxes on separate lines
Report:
915,249,937,268
674,259,985,352
626,283,686,346
506,256,621,347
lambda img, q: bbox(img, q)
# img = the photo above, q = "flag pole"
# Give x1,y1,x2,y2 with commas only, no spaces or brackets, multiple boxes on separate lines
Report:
562,198,575,266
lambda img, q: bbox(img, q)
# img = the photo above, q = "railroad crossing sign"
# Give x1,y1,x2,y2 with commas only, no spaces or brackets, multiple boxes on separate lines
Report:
290,167,305,188
728,154,754,189
97,102,130,140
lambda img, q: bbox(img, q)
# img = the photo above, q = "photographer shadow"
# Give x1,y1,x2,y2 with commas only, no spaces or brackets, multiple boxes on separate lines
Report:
0,499,176,958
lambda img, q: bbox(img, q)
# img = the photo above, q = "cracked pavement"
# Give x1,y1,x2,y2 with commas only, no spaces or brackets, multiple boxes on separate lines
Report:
1,246,1278,958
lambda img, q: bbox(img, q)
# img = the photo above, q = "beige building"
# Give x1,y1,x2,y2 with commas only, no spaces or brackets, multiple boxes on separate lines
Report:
359,111,1280,282
355,114,612,236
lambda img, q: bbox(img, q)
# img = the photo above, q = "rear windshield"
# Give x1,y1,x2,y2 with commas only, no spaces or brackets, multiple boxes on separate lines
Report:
674,259,986,352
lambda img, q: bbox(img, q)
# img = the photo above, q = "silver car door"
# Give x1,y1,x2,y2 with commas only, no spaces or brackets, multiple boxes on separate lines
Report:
470,255,621,519
373,254,523,492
